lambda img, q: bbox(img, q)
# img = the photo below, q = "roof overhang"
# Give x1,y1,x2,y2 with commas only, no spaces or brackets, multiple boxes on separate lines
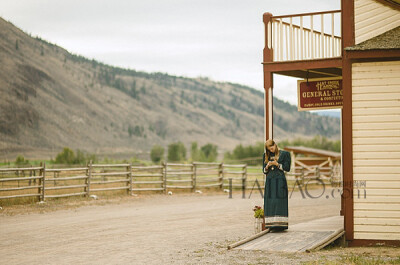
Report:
284,145,341,159
345,49,400,60
262,58,342,79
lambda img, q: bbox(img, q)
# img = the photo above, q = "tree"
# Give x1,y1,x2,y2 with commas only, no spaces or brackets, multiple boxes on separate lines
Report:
128,125,144,137
190,142,200,161
170,99,177,112
15,155,29,166
54,147,98,164
200,143,218,162
150,145,164,163
168,141,186,162
168,143,180,162
74,149,86,164
177,141,187,161
153,119,167,139
279,135,341,152
190,142,218,162
140,84,146,94
134,125,144,137
223,141,264,162
130,80,139,99
128,125,133,137
55,147,75,164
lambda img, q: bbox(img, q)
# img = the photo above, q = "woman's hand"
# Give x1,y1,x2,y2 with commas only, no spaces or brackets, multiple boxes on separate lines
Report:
269,161,279,166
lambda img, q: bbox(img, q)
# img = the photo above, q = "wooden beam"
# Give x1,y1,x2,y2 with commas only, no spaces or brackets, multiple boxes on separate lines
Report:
274,68,342,79
341,0,355,242
263,12,274,141
348,239,400,247
309,68,342,76
263,58,342,72
272,9,341,19
274,70,327,79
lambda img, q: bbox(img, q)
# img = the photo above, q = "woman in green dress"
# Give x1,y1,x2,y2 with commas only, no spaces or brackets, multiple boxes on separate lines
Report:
263,139,291,232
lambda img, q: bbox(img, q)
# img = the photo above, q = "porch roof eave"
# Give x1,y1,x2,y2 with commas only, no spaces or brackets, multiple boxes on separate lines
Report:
262,57,342,79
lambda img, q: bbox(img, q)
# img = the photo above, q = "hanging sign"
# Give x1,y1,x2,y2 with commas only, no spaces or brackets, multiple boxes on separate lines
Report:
297,77,343,111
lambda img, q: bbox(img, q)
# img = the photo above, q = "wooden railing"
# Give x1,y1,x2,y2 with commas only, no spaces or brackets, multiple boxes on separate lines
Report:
0,162,341,202
265,10,341,62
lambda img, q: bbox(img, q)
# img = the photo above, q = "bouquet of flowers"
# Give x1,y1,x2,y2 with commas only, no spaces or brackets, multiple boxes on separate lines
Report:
253,205,264,219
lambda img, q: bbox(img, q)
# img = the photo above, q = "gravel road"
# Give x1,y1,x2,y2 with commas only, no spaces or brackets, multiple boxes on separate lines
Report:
0,188,343,264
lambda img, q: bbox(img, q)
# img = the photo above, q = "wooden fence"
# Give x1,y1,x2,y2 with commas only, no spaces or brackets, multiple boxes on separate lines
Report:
0,162,340,202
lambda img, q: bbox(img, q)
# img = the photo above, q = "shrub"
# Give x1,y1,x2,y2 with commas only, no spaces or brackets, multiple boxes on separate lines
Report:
54,147,98,164
15,155,29,166
200,143,218,162
168,141,186,162
224,141,264,161
190,142,218,162
279,135,341,152
190,142,200,161
150,145,164,163
224,136,340,163
55,147,75,164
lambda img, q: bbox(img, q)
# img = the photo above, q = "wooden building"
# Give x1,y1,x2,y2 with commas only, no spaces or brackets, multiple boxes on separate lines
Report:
262,0,400,246
283,146,342,191
284,146,341,183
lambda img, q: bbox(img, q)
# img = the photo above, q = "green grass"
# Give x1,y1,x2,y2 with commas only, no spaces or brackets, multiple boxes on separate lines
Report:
301,255,400,265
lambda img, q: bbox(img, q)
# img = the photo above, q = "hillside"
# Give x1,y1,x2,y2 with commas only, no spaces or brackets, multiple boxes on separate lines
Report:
0,17,340,160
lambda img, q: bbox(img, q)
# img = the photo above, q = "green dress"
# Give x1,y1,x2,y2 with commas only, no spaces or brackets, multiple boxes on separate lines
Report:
263,150,291,231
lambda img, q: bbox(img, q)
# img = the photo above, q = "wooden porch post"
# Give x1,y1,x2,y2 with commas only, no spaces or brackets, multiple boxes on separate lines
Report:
341,0,355,242
263,12,274,141
262,12,274,232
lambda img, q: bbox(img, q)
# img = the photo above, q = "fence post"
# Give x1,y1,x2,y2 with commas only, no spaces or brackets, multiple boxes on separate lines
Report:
53,171,56,186
85,162,88,196
243,164,247,191
86,160,92,197
128,163,133,195
29,167,32,186
160,164,164,193
162,162,167,194
192,163,196,192
33,168,37,185
301,166,305,186
316,166,320,180
219,163,224,190
38,162,42,202
41,162,46,201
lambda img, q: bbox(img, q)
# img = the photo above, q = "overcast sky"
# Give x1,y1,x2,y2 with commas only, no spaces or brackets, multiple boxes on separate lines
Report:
0,0,341,107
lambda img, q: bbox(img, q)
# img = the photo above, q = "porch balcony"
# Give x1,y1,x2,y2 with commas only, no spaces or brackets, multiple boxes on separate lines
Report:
263,10,343,79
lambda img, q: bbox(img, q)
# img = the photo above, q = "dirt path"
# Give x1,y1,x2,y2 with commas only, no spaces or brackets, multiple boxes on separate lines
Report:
0,188,355,264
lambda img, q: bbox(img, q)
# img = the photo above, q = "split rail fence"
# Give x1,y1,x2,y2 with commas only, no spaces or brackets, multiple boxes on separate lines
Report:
0,161,340,202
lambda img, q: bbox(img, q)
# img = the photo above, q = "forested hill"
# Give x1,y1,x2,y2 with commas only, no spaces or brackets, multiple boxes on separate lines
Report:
0,17,339,159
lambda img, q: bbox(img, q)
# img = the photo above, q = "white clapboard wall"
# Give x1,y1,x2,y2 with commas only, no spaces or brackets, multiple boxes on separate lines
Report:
352,60,400,240
354,0,400,44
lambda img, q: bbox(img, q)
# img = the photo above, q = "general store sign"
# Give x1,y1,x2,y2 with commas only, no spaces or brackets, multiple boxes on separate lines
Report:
297,77,343,111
